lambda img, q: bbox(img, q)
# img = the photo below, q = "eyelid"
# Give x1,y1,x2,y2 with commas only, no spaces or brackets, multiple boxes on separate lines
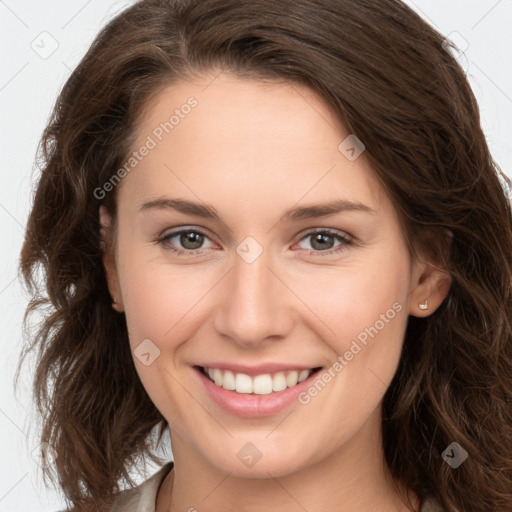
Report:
294,227,353,242
159,224,209,237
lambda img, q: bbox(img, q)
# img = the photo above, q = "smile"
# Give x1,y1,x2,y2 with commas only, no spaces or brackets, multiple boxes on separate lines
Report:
202,366,322,395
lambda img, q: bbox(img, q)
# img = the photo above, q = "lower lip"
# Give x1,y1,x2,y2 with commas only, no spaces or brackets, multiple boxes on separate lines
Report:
194,366,322,418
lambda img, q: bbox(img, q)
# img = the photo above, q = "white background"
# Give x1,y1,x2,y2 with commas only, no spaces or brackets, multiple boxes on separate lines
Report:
1,1,511,510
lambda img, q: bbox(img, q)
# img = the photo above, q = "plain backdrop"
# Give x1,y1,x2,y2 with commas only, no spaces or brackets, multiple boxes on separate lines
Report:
1,0,511,510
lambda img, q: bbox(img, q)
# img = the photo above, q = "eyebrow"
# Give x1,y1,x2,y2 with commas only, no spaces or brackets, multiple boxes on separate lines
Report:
138,197,375,223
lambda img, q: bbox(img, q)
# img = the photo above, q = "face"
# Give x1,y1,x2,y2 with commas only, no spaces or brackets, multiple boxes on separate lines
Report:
101,72,444,478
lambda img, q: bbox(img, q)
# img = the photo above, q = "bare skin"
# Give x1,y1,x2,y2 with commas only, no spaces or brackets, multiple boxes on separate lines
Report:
101,72,450,512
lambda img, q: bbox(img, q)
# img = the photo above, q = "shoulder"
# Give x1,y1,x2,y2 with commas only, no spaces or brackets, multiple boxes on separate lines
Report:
57,462,174,512
109,462,174,512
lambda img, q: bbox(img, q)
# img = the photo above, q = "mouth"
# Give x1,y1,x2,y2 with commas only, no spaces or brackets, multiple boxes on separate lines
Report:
197,365,323,395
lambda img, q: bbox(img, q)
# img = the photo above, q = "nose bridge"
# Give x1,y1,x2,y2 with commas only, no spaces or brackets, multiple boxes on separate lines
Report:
213,242,293,346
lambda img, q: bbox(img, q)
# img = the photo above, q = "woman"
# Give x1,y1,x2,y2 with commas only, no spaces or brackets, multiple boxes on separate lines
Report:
18,0,512,511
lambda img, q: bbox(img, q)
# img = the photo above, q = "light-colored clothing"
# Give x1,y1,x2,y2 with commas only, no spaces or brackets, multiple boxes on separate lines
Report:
107,461,443,511
109,462,174,511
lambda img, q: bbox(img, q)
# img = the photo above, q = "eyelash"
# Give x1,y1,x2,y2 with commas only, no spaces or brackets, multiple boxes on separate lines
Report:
156,227,354,257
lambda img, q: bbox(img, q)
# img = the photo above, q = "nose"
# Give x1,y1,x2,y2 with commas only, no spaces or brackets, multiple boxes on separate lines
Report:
212,246,295,348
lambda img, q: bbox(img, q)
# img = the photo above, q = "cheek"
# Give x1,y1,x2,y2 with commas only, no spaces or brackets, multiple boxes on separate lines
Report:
117,250,212,418
290,261,410,449
119,251,212,346
288,246,411,418
290,250,410,349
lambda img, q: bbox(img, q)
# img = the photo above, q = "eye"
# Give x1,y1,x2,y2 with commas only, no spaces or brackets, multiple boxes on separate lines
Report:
157,227,215,256
295,229,353,255
156,227,353,257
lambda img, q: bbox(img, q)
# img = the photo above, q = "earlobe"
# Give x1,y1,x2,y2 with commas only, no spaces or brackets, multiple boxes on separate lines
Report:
408,228,453,317
408,260,452,317
99,205,124,313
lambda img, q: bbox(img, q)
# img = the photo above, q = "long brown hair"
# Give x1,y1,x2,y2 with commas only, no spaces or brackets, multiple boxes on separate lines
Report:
17,0,512,510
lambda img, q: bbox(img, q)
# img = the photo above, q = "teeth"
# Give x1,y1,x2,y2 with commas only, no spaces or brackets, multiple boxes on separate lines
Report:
286,370,298,387
298,369,310,383
253,374,273,395
213,368,223,386
223,370,236,391
203,367,315,394
272,372,287,392
235,373,253,393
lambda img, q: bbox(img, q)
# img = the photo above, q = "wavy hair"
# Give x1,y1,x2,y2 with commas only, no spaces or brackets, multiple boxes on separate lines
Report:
17,0,512,510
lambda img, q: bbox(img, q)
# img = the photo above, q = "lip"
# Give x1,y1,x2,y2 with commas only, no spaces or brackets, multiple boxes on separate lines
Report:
193,365,323,418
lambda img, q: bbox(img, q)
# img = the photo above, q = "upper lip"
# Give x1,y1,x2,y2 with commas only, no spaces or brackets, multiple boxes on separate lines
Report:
195,363,322,376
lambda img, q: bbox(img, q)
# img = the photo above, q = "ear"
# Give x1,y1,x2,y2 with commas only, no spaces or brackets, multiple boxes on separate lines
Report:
408,230,452,317
99,205,124,313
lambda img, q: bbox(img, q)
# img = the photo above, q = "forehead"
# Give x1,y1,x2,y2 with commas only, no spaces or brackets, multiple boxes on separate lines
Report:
118,72,386,215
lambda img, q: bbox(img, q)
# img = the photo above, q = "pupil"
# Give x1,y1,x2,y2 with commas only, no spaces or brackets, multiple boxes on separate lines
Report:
181,231,203,249
312,233,333,250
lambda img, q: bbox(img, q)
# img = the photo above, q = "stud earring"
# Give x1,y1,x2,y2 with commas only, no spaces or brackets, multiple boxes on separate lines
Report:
418,299,429,311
